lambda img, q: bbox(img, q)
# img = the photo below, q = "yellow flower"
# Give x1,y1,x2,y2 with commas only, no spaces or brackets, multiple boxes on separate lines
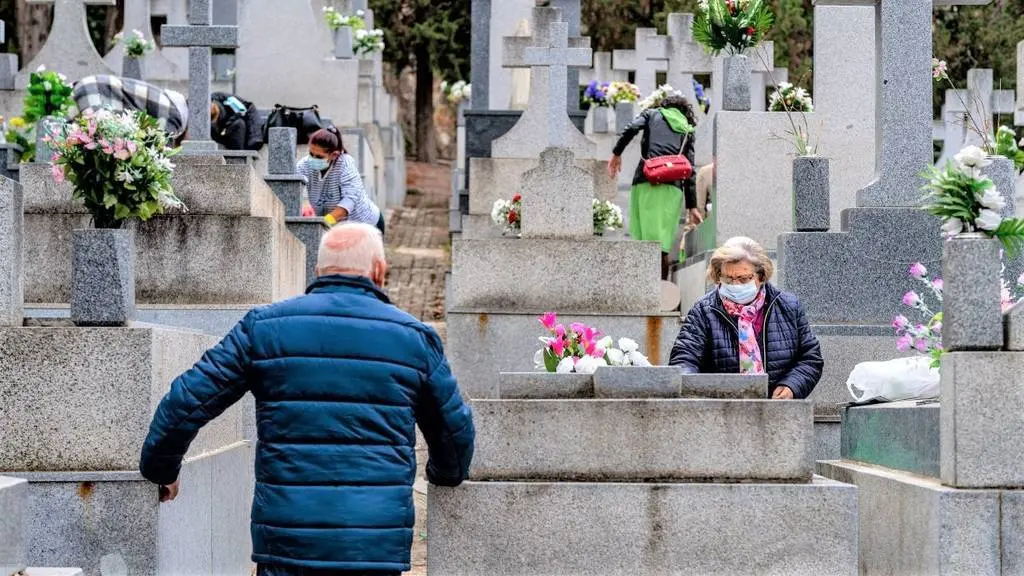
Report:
9,117,26,129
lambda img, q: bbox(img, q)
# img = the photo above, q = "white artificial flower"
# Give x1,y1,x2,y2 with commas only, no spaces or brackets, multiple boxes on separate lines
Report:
36,65,46,72
356,29,368,39
976,209,1003,231
533,349,545,370
575,355,608,375
556,356,576,374
597,335,613,350
979,188,1006,212
618,338,639,353
955,145,991,170
627,351,652,367
464,84,472,99
356,9,365,16
42,81,52,92
606,348,625,366
132,29,145,38
491,199,506,222
941,217,964,237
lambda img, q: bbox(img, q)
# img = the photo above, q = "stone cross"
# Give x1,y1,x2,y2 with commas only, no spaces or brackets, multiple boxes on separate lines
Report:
816,0,990,207
665,13,700,103
935,71,1016,162
579,52,627,86
524,21,592,149
17,0,115,88
492,7,595,160
612,28,669,96
161,0,240,152
104,0,181,81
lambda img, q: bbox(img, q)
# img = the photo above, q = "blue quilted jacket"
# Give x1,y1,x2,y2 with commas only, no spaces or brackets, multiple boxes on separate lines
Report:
140,275,475,572
669,283,823,398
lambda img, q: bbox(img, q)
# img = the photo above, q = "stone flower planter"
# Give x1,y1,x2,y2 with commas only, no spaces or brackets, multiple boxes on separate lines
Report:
71,228,135,327
942,232,1002,351
722,54,752,112
333,27,355,59
792,156,830,232
614,101,635,133
122,56,144,80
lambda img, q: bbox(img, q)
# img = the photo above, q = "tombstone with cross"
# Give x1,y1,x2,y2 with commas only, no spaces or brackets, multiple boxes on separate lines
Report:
16,0,116,88
935,70,1016,165
579,51,627,86
492,7,595,160
612,28,669,97
103,0,183,82
161,0,239,152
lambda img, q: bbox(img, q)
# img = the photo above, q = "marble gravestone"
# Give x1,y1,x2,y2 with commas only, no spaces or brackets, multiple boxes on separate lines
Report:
104,0,183,81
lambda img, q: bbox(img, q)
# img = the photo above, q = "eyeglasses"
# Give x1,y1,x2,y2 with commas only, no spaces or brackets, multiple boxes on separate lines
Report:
721,275,756,285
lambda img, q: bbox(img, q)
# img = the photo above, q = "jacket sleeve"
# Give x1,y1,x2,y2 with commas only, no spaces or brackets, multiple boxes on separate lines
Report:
612,110,650,157
215,117,247,150
776,299,824,399
415,327,475,487
669,303,708,373
139,313,255,486
683,133,697,209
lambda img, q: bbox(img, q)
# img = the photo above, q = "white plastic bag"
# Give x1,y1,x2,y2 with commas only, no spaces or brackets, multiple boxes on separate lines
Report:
846,356,940,404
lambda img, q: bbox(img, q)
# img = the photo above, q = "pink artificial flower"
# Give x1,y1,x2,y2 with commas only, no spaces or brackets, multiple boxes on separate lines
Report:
539,312,558,331
908,263,927,278
902,291,922,308
87,120,97,137
554,324,566,339
914,338,929,353
126,140,137,154
932,278,943,291
892,315,910,330
932,322,942,333
550,337,565,357
592,348,606,359
582,338,598,357
914,324,926,333
896,334,913,352
570,322,587,336
100,139,114,155
50,163,64,183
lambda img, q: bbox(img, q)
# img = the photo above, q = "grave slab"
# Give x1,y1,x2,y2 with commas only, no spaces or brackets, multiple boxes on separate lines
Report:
0,325,241,472
819,460,1003,575
428,479,858,575
0,475,27,576
469,398,815,482
840,401,940,478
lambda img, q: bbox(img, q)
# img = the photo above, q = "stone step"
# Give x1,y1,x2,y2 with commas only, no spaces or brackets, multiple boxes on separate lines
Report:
9,443,252,576
0,325,242,472
450,238,661,313
0,476,28,576
428,478,858,575
841,401,939,479
819,459,1016,575
470,398,814,482
445,311,682,399
25,213,305,305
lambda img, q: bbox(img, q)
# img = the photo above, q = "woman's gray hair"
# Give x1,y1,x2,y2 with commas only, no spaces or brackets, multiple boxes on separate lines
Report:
706,236,774,283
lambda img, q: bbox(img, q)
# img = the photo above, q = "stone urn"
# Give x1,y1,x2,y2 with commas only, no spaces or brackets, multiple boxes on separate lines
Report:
71,226,135,327
122,56,144,80
722,54,752,112
942,232,1002,351
333,26,355,59
792,156,830,232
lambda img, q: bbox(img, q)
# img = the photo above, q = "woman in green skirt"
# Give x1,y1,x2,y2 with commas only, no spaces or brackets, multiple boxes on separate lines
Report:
608,94,701,280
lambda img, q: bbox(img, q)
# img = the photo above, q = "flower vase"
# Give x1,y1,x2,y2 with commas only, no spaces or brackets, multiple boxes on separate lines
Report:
34,116,62,163
980,156,1017,219
942,232,1002,351
614,102,634,134
591,106,610,134
792,156,830,231
722,54,752,112
334,27,355,59
122,56,144,80
71,228,136,327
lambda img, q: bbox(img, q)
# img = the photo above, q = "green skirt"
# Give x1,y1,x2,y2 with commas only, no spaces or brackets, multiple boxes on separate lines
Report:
629,182,683,253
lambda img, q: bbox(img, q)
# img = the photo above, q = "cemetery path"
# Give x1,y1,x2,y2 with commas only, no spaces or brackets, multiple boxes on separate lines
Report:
389,160,453,576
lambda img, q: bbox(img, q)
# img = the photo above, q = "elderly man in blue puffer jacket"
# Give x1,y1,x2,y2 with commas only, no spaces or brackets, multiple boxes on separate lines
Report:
140,222,475,576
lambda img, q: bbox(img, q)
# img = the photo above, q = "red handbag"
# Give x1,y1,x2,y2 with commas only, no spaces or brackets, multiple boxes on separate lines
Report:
643,134,693,184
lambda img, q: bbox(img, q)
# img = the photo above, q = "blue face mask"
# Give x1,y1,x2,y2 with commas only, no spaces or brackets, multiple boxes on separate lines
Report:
719,281,759,305
307,156,330,171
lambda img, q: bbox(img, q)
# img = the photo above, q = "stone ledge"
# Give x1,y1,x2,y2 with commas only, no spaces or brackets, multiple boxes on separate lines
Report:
0,475,27,575
469,399,815,482
450,238,662,313
841,401,939,479
0,326,241,471
428,478,858,576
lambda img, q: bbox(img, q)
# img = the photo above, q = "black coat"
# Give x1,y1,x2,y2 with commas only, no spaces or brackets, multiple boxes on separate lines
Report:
612,108,697,209
668,283,824,399
211,92,264,151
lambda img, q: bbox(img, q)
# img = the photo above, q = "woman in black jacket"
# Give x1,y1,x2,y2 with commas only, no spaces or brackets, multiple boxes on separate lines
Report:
669,236,824,400
608,94,701,280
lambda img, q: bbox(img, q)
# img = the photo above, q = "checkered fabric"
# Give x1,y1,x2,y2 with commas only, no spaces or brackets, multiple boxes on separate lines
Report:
70,75,188,137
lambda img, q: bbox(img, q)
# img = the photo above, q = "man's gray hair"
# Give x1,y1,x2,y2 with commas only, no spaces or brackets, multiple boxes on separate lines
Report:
706,236,774,283
317,222,385,276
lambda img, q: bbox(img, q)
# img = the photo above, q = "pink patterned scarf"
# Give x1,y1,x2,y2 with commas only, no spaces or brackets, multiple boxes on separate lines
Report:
720,288,767,375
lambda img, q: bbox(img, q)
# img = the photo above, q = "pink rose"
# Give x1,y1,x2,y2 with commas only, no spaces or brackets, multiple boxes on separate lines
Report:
892,315,910,330
50,163,64,183
902,291,922,308
908,263,927,278
896,334,913,352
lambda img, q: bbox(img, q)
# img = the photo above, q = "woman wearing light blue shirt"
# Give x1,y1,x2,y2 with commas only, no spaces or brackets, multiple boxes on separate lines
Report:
297,126,384,236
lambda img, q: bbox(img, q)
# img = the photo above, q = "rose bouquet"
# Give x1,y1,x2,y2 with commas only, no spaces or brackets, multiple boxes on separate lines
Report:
693,0,774,56
768,82,813,113
114,29,156,58
534,312,651,374
921,144,1024,256
48,109,184,229
605,82,641,106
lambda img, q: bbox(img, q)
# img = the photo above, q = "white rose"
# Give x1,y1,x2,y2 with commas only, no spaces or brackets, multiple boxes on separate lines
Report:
627,351,652,367
575,355,608,375
955,145,991,169
356,29,368,39
556,356,576,374
941,217,964,237
618,338,639,353
979,187,1006,212
976,209,1003,231
606,348,625,366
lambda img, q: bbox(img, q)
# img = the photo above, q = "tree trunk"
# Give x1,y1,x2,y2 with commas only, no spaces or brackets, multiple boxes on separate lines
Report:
103,0,123,52
414,43,437,163
15,0,52,64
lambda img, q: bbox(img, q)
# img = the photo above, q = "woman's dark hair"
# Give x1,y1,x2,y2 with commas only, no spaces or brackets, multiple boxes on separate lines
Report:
309,125,347,154
661,95,698,129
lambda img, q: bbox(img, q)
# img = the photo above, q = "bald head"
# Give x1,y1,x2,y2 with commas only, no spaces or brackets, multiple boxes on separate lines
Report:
316,223,387,287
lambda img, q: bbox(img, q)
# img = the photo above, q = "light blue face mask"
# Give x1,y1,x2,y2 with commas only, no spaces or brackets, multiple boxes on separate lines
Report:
306,156,330,171
719,281,759,305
